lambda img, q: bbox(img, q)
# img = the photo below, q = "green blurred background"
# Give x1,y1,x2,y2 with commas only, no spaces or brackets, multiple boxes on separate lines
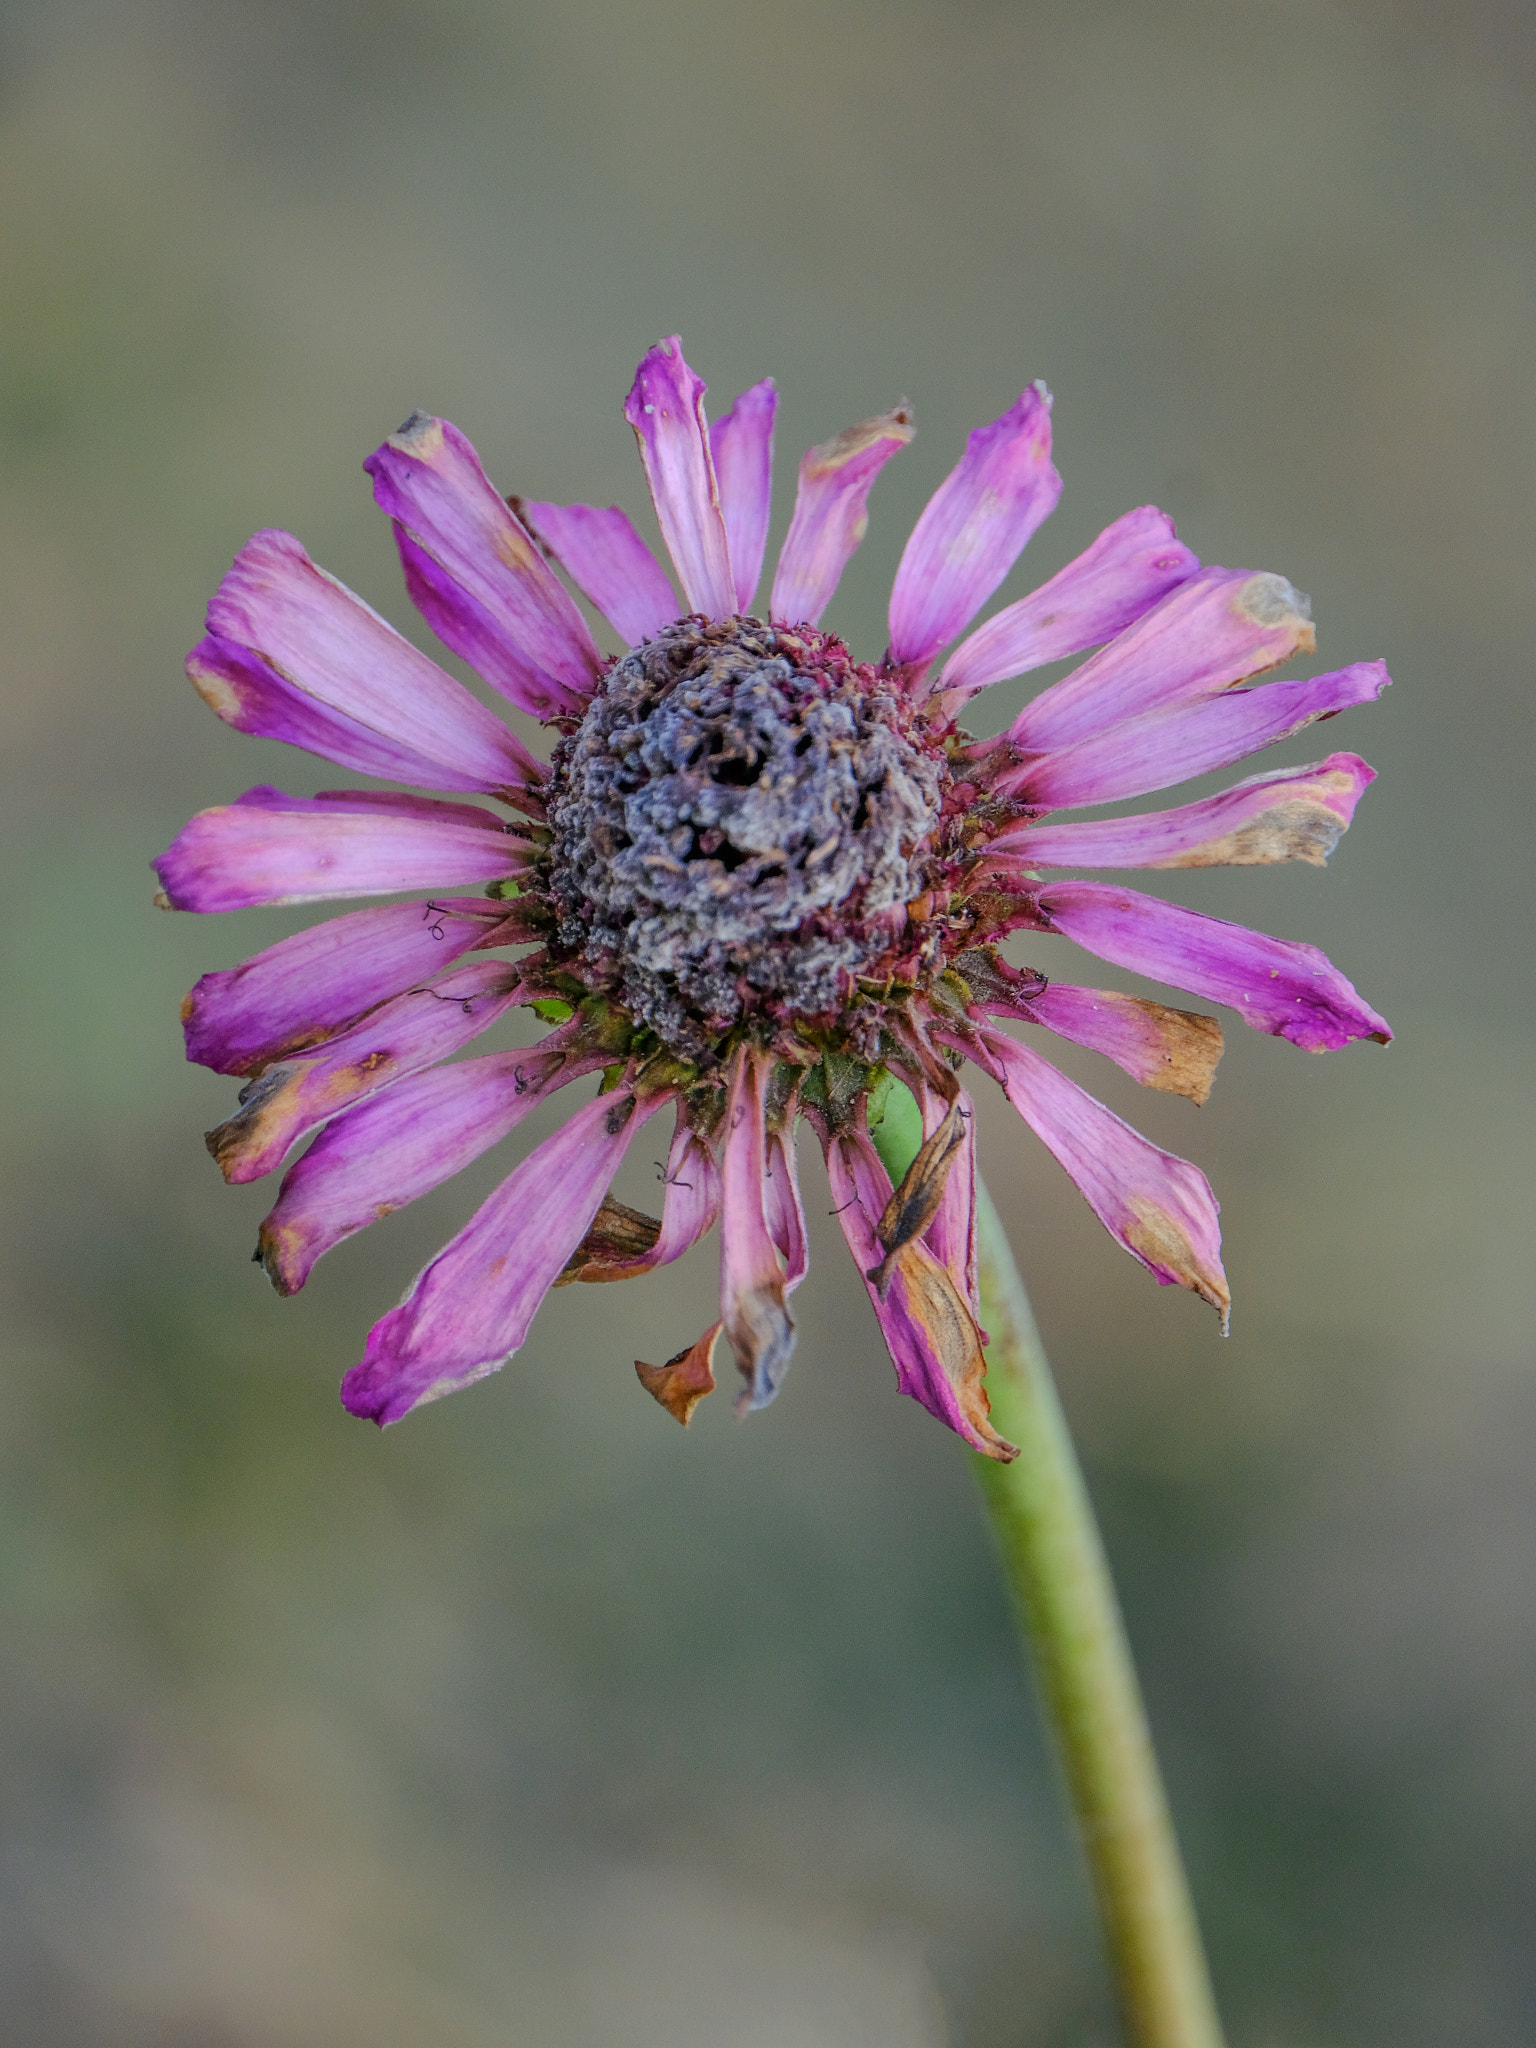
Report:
2,1,1533,2041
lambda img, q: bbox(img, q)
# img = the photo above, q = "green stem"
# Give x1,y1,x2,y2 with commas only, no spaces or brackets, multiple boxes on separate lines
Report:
971,1180,1226,2048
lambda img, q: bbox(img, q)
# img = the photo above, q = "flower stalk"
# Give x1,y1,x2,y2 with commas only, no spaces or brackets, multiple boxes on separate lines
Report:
972,1186,1225,2048
870,1077,1222,2048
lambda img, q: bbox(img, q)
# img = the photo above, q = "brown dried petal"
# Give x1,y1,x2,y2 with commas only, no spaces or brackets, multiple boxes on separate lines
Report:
867,1100,967,1297
635,1322,721,1427
554,1195,662,1285
892,1243,1017,1463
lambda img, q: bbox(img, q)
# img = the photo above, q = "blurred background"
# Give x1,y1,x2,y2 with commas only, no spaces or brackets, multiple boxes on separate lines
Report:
1,0,1533,2041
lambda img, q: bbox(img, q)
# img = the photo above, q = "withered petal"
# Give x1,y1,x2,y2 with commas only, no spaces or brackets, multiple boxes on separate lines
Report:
868,1099,967,1296
636,1322,721,1427
555,1195,663,1284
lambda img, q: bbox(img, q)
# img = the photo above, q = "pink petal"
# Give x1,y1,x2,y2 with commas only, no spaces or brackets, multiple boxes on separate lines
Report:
719,1049,796,1410
967,1023,1229,1320
934,507,1198,708
181,895,526,1076
1037,880,1393,1050
153,786,530,911
987,981,1224,1105
366,414,602,719
341,1085,669,1426
998,661,1390,809
205,960,526,1184
995,753,1376,870
650,1122,725,1269
914,1078,979,1312
709,377,777,614
191,530,541,796
769,405,914,628
623,338,736,619
258,1027,608,1293
887,383,1061,671
825,1126,1012,1459
764,1127,809,1293
1004,565,1317,754
516,500,680,646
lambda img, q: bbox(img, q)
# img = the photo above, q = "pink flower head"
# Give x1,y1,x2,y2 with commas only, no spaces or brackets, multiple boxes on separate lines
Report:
157,336,1391,1459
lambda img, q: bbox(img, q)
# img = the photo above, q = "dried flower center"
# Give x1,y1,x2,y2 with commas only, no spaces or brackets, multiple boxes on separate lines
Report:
542,617,948,1055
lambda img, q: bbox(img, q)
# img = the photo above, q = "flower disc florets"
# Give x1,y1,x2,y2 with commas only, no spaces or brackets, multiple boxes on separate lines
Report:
539,616,951,1059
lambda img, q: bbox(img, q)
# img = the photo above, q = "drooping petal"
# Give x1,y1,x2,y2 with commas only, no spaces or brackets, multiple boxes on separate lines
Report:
257,1027,607,1294
913,1078,980,1313
709,377,777,614
204,960,525,1184
191,530,542,796
340,1085,669,1426
968,1023,1229,1320
557,1117,722,1283
865,1094,968,1297
153,786,530,911
719,1048,796,1410
516,499,680,645
985,980,1224,1105
623,338,736,620
181,896,527,1076
997,661,1390,809
994,754,1376,870
365,414,602,719
635,1322,721,1427
825,1126,1014,1460
888,382,1061,671
1005,565,1318,753
764,1127,808,1293
1037,880,1393,1050
935,507,1198,707
769,405,914,628
649,1123,725,1267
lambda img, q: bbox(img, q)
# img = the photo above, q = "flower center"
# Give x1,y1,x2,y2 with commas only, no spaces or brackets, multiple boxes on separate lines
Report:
542,616,949,1056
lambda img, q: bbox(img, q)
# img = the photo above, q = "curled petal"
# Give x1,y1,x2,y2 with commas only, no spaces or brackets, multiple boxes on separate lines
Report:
517,500,680,646
769,405,914,628
340,1086,669,1426
868,1097,967,1296
709,378,777,614
765,1128,809,1293
181,896,525,1076
719,1048,796,1411
935,507,1197,707
153,787,529,911
905,1074,980,1312
259,1028,606,1293
366,414,602,719
889,382,1061,671
558,1118,722,1283
826,1127,1015,1461
204,960,524,1184
636,1322,721,1427
969,1024,1230,1321
989,981,1224,1105
1037,880,1393,1050
999,661,1390,809
995,754,1376,869
191,530,542,797
624,338,736,619
933,1087,980,1311
1004,565,1316,753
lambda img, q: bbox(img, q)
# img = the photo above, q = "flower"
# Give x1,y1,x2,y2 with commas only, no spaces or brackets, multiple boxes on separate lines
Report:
155,337,1391,1459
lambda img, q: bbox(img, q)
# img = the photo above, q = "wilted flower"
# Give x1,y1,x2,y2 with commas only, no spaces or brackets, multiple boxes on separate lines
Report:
155,338,1391,1458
